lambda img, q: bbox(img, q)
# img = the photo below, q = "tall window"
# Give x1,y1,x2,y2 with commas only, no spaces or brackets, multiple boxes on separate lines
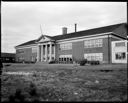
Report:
17,49,24,54
59,55,72,63
60,43,72,50
115,52,126,60
32,47,37,53
84,53,103,61
84,39,102,48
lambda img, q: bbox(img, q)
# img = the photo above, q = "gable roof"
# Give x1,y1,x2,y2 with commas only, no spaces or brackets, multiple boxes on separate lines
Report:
52,23,127,40
15,23,127,48
15,40,36,47
36,34,55,42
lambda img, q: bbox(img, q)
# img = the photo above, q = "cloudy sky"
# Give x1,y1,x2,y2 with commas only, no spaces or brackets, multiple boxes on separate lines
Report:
1,2,127,53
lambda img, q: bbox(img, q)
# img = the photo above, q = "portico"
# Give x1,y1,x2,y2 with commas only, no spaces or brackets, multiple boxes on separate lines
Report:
36,34,56,62
37,42,55,62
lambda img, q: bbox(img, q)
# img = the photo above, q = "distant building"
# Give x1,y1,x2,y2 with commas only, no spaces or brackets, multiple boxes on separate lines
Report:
15,23,127,64
1,53,15,63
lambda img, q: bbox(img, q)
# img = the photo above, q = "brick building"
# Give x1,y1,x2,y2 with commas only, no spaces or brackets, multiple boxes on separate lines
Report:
15,23,127,64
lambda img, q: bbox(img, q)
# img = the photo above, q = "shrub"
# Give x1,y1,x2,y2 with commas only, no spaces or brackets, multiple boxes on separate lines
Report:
90,60,100,65
49,60,56,64
79,59,87,66
24,61,31,64
4,64,11,66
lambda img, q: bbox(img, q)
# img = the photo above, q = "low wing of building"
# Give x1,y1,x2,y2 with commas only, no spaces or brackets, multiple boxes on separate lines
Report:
1,53,15,63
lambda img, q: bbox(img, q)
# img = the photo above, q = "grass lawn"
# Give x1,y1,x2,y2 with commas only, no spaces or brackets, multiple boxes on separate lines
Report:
1,63,127,102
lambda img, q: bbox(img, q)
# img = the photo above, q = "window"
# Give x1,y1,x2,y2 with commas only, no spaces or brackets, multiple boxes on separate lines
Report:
84,39,102,48
115,52,126,60
32,47,37,53
64,58,66,61
70,58,72,62
52,46,54,54
67,58,69,62
19,56,24,61
84,53,103,61
60,43,72,50
59,55,72,63
115,42,125,47
17,49,24,54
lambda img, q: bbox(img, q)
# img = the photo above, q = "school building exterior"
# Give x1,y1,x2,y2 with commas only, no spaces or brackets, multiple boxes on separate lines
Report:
15,23,127,64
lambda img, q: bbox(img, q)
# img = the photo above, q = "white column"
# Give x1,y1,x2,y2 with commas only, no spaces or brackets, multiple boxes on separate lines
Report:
45,44,47,61
37,45,39,62
39,45,41,61
42,45,44,61
54,44,55,59
49,43,52,61
41,45,43,62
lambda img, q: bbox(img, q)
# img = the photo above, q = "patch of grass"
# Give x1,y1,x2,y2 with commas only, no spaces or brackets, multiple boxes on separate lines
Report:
1,64,127,102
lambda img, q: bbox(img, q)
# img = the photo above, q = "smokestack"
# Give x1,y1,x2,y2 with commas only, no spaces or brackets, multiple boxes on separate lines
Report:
75,23,77,32
62,27,67,35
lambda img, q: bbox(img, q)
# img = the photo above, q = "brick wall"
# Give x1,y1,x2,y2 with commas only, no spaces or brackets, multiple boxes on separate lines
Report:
72,41,84,61
57,36,111,63
55,43,60,61
16,34,125,63
16,48,37,62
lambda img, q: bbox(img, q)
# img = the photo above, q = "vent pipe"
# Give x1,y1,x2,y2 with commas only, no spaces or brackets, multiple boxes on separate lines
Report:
75,23,77,32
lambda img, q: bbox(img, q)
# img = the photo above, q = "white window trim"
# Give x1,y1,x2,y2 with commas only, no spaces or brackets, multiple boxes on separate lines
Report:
84,53,103,61
32,47,37,53
59,55,72,58
84,39,103,48
60,43,72,50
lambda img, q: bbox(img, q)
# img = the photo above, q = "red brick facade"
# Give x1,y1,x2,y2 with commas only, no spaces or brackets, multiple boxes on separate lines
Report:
15,23,127,63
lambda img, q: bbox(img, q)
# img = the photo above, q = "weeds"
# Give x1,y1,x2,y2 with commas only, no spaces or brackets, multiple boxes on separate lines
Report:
1,64,127,102
8,88,25,102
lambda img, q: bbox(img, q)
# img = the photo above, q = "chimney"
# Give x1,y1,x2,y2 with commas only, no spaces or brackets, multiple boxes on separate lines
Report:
75,23,77,32
62,27,67,35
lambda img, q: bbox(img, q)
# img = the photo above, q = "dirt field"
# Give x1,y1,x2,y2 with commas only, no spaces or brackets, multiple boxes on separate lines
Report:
1,63,127,102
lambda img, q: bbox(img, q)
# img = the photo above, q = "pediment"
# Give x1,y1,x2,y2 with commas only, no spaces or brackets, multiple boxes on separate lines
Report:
37,35,53,43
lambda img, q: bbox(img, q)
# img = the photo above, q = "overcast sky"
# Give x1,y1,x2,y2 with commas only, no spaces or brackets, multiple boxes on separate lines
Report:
1,2,127,53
